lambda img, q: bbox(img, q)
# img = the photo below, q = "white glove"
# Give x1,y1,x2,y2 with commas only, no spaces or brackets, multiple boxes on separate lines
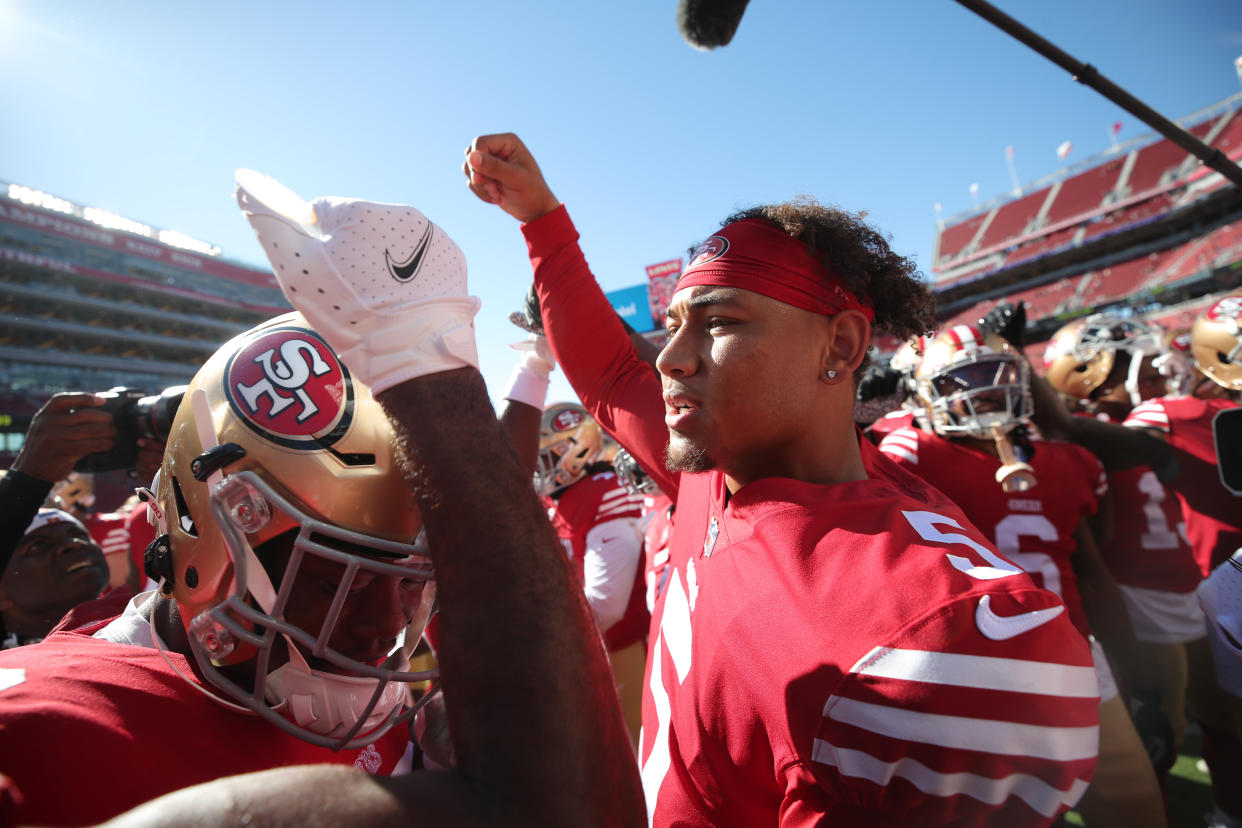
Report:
235,169,481,394
503,333,556,409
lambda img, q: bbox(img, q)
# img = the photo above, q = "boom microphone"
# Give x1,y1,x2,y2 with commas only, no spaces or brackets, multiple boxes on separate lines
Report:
676,0,751,50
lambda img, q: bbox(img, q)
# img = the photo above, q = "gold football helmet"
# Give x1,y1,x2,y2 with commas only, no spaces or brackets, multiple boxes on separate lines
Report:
1192,294,1242,392
1042,314,1165,405
536,402,603,496
916,324,1032,439
47,472,96,514
141,312,437,749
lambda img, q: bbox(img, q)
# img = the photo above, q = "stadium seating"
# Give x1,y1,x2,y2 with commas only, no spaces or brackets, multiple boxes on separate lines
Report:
1124,121,1215,197
935,213,989,265
975,187,1054,253
1003,226,1079,267
1078,256,1159,307
1043,160,1124,227
1081,193,1174,242
1009,277,1079,319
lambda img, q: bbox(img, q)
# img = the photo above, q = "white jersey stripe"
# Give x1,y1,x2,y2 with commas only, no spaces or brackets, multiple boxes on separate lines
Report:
846,647,1099,698
597,503,642,520
810,740,1091,818
880,445,919,465
883,435,920,453
825,697,1099,761
1124,402,1169,432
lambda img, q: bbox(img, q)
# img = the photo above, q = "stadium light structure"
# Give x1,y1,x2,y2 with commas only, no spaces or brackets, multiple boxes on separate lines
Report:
5,180,223,257
954,0,1242,188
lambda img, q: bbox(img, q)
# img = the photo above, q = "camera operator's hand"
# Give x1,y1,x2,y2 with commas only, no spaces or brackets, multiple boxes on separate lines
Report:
134,437,166,486
13,393,116,483
236,170,481,394
463,133,561,224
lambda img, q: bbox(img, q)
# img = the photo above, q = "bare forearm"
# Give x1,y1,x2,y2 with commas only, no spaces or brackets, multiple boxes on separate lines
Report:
1064,417,1177,480
378,369,643,825
496,398,542,477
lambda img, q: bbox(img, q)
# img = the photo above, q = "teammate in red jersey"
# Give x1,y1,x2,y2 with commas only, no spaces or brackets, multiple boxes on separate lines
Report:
466,133,1100,826
538,402,648,745
0,175,642,828
881,323,1164,827
1031,294,1242,828
1043,314,1198,757
0,507,109,650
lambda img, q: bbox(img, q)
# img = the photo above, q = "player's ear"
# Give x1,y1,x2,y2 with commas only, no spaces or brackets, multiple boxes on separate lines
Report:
821,309,871,384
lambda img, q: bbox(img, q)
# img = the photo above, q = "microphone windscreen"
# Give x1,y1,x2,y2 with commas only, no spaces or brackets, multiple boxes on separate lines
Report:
676,0,751,50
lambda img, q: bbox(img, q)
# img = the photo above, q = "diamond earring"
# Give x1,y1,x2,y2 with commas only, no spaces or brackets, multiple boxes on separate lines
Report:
826,370,838,380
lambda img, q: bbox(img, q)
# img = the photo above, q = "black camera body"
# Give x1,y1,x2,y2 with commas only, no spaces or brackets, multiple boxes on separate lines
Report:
74,385,187,474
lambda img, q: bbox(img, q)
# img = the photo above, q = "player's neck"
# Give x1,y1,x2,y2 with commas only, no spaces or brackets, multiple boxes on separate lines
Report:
723,423,867,494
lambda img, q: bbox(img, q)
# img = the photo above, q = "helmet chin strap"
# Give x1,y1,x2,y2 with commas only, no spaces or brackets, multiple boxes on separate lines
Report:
264,643,411,743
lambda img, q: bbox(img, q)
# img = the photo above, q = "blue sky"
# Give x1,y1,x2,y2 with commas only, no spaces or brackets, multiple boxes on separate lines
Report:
2,0,1240,403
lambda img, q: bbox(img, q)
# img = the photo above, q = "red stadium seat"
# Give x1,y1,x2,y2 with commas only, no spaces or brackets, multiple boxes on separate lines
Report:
1043,160,1124,227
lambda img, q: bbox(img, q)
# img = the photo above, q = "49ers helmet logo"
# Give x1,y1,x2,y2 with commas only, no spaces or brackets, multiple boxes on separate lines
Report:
686,236,729,269
1207,296,1242,330
224,326,354,450
551,408,584,431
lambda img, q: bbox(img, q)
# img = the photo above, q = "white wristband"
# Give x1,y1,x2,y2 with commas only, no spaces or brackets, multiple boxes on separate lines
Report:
503,364,552,409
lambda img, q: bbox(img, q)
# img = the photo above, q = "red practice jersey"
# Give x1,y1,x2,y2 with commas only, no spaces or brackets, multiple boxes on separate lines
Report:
867,409,915,442
0,611,408,826
879,427,1105,637
525,206,1100,826
643,493,675,614
544,470,647,649
1125,396,1242,576
82,511,131,590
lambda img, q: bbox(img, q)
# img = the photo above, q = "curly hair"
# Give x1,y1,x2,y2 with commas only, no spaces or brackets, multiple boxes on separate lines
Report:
712,197,936,364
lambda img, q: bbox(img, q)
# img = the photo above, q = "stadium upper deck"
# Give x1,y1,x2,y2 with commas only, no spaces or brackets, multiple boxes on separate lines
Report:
929,93,1242,341
0,180,287,399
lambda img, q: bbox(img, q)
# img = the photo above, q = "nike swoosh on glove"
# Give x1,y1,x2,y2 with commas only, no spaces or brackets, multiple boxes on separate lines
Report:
235,169,481,393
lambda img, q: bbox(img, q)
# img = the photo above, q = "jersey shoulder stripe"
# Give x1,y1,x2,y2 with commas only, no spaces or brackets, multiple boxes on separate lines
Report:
879,427,922,465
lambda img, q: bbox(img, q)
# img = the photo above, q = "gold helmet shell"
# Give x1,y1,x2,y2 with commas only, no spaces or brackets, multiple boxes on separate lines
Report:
1192,294,1242,392
536,402,603,496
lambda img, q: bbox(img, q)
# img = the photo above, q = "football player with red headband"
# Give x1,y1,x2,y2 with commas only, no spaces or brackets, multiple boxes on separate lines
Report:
465,133,1099,827
1030,294,1242,828
880,324,1165,827
0,174,643,827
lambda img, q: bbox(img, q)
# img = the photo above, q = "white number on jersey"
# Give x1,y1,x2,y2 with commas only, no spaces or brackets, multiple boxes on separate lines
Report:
902,510,1023,581
994,513,1061,596
1136,470,1184,550
640,568,693,823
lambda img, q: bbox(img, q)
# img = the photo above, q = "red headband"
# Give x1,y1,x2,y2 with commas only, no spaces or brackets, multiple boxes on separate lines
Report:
676,219,875,321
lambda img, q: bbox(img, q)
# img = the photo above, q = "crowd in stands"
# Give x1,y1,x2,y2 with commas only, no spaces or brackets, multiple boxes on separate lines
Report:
0,133,1240,828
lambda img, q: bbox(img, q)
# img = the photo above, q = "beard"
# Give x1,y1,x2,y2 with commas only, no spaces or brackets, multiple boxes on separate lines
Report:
665,433,716,474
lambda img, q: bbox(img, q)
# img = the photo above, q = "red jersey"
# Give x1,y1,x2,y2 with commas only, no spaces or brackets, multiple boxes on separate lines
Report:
867,409,915,441
126,501,159,584
0,610,408,826
1125,396,1242,575
544,471,647,648
82,511,131,589
879,427,1104,637
524,206,1099,826
643,493,676,614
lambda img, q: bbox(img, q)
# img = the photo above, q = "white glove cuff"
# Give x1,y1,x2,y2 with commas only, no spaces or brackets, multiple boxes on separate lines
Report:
337,295,482,394
503,364,552,409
